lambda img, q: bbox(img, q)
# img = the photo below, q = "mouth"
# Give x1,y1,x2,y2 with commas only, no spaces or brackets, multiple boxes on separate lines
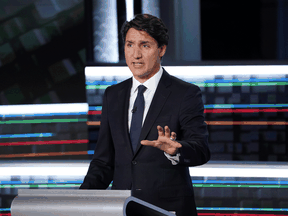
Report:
132,62,144,68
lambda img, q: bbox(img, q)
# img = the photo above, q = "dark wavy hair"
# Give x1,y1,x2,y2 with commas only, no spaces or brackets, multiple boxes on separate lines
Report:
121,14,169,48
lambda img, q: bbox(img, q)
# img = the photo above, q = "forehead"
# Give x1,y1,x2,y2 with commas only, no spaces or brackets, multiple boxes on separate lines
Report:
125,28,156,43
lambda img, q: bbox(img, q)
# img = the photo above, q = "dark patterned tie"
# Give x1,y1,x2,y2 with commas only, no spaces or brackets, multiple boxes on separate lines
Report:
130,85,146,153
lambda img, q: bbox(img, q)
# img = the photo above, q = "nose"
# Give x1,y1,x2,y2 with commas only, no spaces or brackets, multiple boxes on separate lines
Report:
133,47,142,59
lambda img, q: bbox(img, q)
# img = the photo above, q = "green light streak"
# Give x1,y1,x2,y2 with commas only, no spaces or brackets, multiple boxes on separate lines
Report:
86,85,110,89
0,119,87,124
86,82,288,89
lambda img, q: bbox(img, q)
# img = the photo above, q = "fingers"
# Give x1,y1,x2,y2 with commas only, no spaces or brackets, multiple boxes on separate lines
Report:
141,138,182,154
164,126,170,139
173,142,182,148
170,131,176,141
158,125,171,137
142,140,164,151
141,140,156,147
143,126,180,153
141,140,164,151
157,125,164,137
158,125,177,140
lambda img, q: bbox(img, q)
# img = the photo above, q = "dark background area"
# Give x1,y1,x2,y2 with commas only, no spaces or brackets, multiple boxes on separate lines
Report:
1,0,288,105
0,0,86,105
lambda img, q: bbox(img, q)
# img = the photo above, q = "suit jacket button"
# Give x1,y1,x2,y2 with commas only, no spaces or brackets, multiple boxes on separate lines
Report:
132,161,137,165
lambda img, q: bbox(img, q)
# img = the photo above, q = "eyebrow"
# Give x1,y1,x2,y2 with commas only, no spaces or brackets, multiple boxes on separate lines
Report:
125,40,152,44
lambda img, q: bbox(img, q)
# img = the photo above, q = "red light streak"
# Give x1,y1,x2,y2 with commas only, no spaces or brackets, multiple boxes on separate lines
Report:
89,109,288,115
204,108,288,113
88,111,101,115
0,151,88,158
198,214,287,216
206,121,288,125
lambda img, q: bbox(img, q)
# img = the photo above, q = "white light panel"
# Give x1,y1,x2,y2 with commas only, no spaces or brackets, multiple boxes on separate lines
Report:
125,0,134,21
85,65,288,80
1,162,288,179
0,103,88,115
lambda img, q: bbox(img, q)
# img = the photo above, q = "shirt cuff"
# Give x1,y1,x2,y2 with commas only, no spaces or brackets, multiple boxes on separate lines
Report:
164,151,180,165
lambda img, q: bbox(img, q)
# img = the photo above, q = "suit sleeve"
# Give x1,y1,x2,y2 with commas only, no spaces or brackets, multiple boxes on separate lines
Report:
80,88,114,189
177,85,210,166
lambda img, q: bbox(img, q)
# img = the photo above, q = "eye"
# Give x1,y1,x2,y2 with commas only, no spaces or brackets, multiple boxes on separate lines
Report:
127,43,132,47
143,44,149,48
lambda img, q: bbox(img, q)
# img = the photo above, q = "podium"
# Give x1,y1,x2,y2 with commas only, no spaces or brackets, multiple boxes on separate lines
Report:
11,189,175,216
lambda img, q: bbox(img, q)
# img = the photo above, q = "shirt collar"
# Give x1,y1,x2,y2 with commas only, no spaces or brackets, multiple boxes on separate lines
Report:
131,67,163,93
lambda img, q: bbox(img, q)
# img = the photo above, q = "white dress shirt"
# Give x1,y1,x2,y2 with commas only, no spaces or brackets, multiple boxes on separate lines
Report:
128,67,163,129
128,67,180,165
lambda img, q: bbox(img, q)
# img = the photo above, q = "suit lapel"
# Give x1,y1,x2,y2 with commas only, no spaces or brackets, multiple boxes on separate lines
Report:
134,70,172,154
117,79,134,155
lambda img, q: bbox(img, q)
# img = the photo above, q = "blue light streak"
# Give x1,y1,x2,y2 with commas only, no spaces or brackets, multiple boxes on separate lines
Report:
0,133,54,139
90,104,288,111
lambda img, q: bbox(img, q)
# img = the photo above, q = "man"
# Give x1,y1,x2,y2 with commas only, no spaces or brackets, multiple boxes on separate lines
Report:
80,14,210,216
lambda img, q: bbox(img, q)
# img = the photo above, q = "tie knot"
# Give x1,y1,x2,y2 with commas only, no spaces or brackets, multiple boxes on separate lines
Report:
138,85,146,94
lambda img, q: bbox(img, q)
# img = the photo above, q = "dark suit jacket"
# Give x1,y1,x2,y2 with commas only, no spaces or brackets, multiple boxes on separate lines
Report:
80,69,210,216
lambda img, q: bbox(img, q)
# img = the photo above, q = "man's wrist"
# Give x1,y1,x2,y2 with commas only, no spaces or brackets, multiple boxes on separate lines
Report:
169,148,179,156
164,151,180,165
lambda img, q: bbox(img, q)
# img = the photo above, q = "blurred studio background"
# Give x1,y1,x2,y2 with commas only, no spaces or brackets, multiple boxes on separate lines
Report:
0,0,288,215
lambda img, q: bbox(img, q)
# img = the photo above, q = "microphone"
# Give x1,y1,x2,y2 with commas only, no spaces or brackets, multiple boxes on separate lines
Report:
132,107,137,113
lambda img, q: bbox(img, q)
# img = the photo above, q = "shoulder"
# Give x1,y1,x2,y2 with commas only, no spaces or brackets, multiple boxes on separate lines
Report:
164,70,201,94
105,78,132,95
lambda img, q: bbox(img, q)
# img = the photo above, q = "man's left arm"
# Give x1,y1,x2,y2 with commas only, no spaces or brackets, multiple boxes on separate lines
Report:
141,85,210,166
175,85,210,166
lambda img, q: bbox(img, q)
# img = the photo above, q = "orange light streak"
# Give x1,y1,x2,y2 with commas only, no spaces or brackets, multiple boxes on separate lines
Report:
87,121,288,126
87,121,101,126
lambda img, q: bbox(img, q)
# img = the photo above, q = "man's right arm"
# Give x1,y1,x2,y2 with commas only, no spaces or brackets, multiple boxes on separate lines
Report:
80,89,115,189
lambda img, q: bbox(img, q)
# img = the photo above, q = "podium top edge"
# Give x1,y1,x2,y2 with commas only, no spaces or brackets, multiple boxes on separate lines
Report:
17,189,131,197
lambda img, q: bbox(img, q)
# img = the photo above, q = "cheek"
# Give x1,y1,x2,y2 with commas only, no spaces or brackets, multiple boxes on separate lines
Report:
124,53,131,63
124,47,131,56
147,52,159,64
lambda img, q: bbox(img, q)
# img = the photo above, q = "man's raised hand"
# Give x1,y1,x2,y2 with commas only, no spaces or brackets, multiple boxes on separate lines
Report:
141,125,182,155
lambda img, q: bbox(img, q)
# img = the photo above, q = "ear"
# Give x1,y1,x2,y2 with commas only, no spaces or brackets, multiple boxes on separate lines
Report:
159,45,167,58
